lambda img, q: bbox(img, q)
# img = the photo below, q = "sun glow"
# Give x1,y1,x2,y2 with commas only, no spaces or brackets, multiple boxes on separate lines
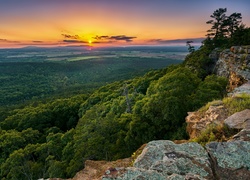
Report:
88,40,92,44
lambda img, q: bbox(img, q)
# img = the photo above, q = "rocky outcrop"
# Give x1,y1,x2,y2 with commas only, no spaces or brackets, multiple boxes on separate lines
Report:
214,45,250,91
102,140,250,180
134,141,213,179
186,101,228,139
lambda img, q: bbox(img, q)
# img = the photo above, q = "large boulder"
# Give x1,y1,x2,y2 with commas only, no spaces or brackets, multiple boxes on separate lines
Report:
206,141,250,180
102,140,213,180
224,109,250,130
101,140,250,180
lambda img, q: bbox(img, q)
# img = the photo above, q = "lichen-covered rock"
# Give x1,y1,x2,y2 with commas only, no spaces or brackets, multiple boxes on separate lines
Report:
134,140,213,179
186,102,228,139
102,140,212,180
102,167,166,180
224,109,250,129
206,141,250,180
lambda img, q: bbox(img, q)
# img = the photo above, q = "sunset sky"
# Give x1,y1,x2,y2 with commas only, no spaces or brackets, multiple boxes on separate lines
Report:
0,0,250,48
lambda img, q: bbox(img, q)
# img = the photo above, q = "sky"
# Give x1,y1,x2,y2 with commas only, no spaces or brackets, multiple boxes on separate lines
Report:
0,0,250,48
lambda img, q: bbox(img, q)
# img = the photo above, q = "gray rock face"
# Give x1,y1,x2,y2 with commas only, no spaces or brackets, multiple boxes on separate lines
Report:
102,140,250,180
215,50,250,80
102,140,213,180
224,109,250,129
206,141,250,180
213,46,250,91
102,167,166,180
134,140,213,179
229,82,250,96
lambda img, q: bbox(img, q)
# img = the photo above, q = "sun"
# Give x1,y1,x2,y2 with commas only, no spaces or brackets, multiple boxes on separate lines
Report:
88,40,92,44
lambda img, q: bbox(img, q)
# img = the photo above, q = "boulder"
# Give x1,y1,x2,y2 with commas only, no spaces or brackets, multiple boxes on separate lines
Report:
102,140,213,180
229,82,250,96
186,102,228,139
101,140,250,180
231,129,250,141
206,141,250,180
224,109,250,129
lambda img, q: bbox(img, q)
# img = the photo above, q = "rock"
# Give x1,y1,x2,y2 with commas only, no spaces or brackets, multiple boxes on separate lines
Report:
134,140,213,179
208,48,220,61
231,129,250,141
186,102,228,139
102,140,213,180
228,71,247,91
230,46,240,53
206,141,250,180
213,46,250,91
70,158,132,180
101,140,250,180
230,46,250,54
229,82,250,96
224,109,250,129
102,167,166,180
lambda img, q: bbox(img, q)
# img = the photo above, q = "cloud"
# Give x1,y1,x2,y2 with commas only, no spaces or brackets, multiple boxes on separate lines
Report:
32,41,43,43
94,36,110,40
0,38,20,43
61,34,80,39
148,38,205,44
63,40,87,43
94,35,137,42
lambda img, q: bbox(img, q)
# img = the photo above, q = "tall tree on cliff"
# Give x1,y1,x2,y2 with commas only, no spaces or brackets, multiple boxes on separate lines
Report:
206,8,244,47
206,8,228,39
226,12,242,37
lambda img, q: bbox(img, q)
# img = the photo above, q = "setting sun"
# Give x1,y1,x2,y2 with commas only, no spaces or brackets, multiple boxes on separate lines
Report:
88,40,92,44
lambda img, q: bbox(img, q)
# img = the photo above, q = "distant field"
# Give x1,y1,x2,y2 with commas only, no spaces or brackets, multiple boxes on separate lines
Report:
0,46,187,106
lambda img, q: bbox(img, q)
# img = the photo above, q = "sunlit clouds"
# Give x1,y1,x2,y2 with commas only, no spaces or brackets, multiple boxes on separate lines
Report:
0,0,250,48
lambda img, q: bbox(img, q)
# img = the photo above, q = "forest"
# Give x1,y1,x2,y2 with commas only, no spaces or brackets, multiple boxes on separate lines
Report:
0,46,185,106
0,8,250,179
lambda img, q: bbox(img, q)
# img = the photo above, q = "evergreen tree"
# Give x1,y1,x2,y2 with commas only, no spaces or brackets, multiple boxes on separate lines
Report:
206,8,228,39
186,41,195,53
226,12,242,37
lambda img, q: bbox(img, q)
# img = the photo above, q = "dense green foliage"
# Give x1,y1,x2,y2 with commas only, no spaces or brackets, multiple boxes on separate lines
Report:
0,55,182,106
0,8,248,179
0,65,228,179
